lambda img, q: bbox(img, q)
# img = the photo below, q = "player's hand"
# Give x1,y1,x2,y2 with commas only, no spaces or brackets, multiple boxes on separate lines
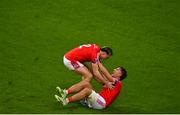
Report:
106,82,114,89
113,78,119,83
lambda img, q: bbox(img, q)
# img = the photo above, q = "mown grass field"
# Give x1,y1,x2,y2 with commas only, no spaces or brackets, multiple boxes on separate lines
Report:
0,0,180,113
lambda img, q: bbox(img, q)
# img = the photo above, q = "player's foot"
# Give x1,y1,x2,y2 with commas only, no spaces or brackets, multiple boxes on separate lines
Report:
54,94,68,106
56,86,67,98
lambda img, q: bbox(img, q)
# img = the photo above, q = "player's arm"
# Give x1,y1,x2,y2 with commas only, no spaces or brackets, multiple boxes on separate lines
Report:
91,63,114,89
93,70,109,84
101,73,109,81
98,62,115,82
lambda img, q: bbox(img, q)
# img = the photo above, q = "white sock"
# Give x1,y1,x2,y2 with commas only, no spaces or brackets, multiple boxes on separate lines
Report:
65,98,69,103
64,90,68,95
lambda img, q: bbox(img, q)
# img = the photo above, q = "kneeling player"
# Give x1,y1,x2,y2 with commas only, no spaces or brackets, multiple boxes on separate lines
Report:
55,67,127,109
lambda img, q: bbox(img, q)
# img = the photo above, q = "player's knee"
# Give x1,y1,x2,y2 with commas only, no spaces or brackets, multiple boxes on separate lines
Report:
83,81,91,88
84,88,92,95
84,72,93,81
87,72,93,79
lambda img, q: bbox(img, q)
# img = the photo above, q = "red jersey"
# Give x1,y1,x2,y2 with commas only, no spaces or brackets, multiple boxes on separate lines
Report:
65,44,101,63
99,81,122,107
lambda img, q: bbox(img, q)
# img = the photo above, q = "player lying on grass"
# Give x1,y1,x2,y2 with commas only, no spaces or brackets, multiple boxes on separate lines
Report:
63,44,115,89
55,67,127,109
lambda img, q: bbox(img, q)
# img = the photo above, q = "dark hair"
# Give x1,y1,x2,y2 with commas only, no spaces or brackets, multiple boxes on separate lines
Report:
119,67,127,81
100,46,113,56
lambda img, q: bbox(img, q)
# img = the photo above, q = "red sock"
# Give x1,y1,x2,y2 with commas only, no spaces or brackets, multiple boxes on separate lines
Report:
67,97,73,103
67,89,72,94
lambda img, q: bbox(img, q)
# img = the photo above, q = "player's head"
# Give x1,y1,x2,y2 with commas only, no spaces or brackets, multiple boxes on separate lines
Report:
113,67,127,81
100,46,113,59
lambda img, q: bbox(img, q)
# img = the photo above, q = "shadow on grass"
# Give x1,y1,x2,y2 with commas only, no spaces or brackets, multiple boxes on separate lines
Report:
52,101,145,114
106,104,146,114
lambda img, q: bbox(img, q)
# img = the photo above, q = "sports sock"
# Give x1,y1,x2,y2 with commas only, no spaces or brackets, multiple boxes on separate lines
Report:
66,89,72,94
66,97,73,103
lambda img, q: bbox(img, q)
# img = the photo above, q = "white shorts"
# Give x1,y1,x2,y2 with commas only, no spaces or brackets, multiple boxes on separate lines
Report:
63,56,84,70
87,90,106,109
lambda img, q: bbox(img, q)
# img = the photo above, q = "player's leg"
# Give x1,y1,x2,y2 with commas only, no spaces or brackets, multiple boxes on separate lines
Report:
81,64,91,80
74,66,93,82
56,88,106,109
63,56,93,82
56,81,93,97
55,88,92,106
67,88,92,103
82,75,85,80
66,81,93,94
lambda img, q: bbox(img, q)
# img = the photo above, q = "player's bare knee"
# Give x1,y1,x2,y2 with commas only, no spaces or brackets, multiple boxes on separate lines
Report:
84,88,92,95
83,72,93,82
86,72,93,79
83,81,91,88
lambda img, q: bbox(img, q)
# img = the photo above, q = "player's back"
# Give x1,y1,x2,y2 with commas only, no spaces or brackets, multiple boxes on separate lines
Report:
65,44,100,63
99,81,122,107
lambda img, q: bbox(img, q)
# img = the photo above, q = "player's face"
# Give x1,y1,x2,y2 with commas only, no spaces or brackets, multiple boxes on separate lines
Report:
100,52,110,59
113,68,122,78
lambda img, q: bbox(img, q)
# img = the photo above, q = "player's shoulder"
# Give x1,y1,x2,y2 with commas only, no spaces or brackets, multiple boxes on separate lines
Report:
93,44,100,48
91,44,101,51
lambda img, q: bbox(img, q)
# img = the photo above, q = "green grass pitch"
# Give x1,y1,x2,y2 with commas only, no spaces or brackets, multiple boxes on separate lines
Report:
0,0,180,113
